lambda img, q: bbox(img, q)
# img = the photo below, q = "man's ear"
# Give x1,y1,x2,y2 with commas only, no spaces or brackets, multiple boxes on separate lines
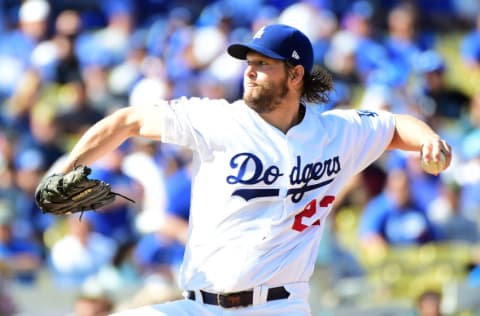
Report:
290,65,304,84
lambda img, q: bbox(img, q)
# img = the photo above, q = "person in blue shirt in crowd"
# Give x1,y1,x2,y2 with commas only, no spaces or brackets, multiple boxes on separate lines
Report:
458,129,480,221
412,50,470,123
11,148,55,243
461,12,480,70
86,149,142,247
341,1,389,84
48,214,118,288
0,199,43,285
427,180,480,244
164,155,191,225
468,264,480,288
133,153,191,284
0,0,50,100
133,229,186,285
383,3,435,89
359,168,441,248
384,149,442,211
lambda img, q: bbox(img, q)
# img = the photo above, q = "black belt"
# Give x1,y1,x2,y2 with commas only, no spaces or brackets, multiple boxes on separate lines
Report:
187,286,290,308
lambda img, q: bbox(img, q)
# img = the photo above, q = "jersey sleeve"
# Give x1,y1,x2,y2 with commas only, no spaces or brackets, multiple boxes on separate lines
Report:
155,97,231,161
327,109,395,175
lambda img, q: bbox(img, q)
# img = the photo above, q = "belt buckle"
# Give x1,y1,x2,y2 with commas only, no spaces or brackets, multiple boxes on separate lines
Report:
217,293,243,308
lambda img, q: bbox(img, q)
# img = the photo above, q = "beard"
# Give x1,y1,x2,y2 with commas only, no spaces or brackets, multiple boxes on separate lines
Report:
243,77,289,114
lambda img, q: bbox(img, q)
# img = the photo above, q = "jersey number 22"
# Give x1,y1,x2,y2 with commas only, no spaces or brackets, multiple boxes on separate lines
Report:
292,196,335,232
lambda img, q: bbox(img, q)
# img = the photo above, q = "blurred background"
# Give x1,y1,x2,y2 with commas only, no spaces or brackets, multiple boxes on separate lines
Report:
0,0,479,315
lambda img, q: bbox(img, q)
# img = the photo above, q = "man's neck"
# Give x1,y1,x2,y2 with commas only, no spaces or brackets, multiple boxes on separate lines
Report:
259,101,304,134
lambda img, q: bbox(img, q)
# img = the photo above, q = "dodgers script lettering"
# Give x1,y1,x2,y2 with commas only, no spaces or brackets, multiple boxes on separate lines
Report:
227,153,341,202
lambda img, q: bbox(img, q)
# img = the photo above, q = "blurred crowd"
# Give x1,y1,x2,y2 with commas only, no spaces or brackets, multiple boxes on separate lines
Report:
0,0,480,315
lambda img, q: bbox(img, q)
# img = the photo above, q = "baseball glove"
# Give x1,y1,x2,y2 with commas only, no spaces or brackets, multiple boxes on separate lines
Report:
35,164,134,215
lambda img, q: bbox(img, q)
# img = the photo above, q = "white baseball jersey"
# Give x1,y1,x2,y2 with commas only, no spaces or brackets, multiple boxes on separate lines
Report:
157,97,395,293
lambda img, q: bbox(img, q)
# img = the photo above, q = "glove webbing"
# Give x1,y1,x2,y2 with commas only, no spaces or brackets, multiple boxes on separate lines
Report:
78,191,135,221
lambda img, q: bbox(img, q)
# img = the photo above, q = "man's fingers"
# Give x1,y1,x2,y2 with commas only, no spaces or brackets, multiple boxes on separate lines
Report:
421,142,433,163
421,139,452,165
440,140,452,167
431,140,442,163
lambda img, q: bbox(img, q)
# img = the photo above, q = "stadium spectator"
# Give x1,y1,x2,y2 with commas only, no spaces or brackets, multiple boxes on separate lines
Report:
386,150,444,212
0,0,50,99
382,3,427,89
467,93,480,131
0,199,43,285
12,148,55,242
52,9,83,78
460,13,480,69
359,168,441,248
323,30,360,109
0,131,16,202
132,154,191,284
53,80,105,137
132,229,185,285
414,290,442,316
341,1,389,84
468,263,480,288
49,215,117,288
71,292,114,316
122,139,168,235
0,273,15,316
163,154,191,244
427,181,479,244
86,149,142,246
456,129,480,221
412,50,470,126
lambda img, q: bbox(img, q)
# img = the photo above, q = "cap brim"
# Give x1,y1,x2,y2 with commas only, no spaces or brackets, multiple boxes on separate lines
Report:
227,43,285,61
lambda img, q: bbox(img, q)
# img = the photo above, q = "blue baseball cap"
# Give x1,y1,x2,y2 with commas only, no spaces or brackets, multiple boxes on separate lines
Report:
227,24,314,73
415,50,446,74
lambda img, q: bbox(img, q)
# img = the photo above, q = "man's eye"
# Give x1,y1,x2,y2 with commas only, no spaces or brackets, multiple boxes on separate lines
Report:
246,61,268,66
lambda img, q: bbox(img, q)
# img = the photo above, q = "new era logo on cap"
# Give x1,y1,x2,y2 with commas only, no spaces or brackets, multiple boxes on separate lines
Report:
227,24,314,73
291,50,300,60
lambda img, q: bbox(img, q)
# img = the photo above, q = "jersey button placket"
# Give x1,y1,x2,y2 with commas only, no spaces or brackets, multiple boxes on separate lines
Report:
277,137,291,200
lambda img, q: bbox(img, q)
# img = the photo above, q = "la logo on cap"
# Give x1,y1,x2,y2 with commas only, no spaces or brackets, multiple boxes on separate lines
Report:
292,50,300,60
253,26,265,39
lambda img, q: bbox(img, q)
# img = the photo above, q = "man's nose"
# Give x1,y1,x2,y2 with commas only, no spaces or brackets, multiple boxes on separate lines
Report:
245,65,256,79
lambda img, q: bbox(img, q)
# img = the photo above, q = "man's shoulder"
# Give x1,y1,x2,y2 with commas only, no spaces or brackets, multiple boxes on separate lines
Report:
319,108,355,117
169,97,249,114
318,108,394,126
313,108,361,125
165,96,231,106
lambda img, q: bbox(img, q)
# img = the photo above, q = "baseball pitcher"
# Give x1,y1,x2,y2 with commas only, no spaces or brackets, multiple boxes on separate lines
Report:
35,24,452,315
